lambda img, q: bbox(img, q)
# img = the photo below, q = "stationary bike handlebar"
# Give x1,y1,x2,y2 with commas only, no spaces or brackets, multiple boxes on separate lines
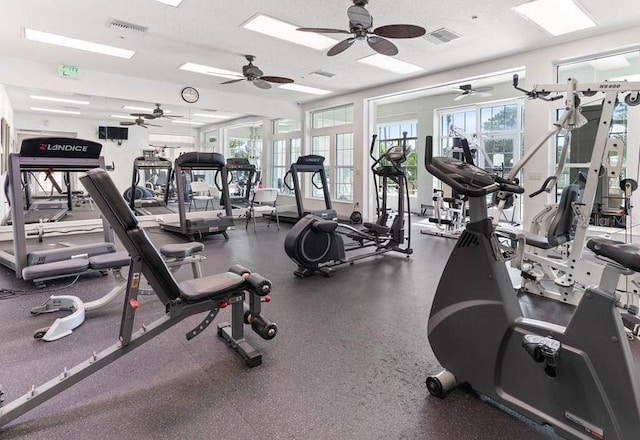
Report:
425,136,524,198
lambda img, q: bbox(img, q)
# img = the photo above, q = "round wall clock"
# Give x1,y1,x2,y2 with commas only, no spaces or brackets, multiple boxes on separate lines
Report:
181,86,199,103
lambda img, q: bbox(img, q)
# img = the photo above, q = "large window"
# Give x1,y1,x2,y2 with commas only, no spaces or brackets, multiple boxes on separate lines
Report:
556,52,639,220
223,123,263,166
437,100,524,222
438,102,523,174
271,119,301,193
310,105,354,201
311,135,331,198
377,121,418,196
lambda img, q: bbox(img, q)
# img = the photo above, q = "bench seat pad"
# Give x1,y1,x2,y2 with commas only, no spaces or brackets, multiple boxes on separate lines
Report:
179,272,245,303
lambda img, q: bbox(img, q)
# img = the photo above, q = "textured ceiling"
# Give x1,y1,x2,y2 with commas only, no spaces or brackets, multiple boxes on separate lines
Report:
1,0,639,122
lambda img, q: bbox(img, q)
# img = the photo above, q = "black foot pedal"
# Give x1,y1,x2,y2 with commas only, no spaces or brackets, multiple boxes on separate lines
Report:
622,313,640,336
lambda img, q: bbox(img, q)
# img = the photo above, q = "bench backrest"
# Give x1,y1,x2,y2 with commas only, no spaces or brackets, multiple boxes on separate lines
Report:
80,168,181,304
547,184,580,247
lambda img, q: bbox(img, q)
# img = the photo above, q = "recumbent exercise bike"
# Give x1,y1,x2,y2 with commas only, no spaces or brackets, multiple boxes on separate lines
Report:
284,133,413,278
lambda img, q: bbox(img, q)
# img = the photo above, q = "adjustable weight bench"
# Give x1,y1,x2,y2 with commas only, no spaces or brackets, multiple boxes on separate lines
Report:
29,241,206,341
0,168,278,429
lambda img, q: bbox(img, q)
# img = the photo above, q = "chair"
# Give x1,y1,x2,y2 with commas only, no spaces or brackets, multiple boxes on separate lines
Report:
246,188,279,232
189,180,216,211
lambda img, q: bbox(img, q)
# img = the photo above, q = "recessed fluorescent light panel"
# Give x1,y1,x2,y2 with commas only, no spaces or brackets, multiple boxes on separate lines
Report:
192,113,231,119
178,62,241,79
31,107,81,115
357,54,423,74
278,83,333,95
111,114,137,119
242,14,337,50
24,28,135,59
172,120,205,125
153,0,183,6
123,105,172,113
513,0,596,36
30,95,90,105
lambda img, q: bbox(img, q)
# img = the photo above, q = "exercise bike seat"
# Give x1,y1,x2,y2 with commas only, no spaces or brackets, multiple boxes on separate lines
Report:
587,237,640,272
311,219,339,233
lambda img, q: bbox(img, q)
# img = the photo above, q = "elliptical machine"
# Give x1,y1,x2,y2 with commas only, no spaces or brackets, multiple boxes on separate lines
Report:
423,135,640,440
284,134,413,278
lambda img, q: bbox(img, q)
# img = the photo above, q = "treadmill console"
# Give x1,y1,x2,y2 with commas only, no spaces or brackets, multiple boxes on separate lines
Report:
20,137,102,159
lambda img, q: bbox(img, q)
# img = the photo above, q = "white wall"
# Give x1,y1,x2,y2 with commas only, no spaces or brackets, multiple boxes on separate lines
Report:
14,112,198,193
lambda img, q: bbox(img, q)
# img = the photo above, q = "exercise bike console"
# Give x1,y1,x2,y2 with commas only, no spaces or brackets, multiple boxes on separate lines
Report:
424,136,524,198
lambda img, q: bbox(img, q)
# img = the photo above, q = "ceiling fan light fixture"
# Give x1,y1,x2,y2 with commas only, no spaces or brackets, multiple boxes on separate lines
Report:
278,83,332,95
513,0,596,36
243,14,337,50
357,54,423,74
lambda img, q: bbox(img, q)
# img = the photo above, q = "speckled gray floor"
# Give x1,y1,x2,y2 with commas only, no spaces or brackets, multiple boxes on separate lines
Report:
0,221,610,440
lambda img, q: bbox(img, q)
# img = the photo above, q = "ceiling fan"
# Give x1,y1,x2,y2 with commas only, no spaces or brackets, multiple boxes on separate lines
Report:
120,116,161,129
220,55,294,89
297,0,426,56
146,144,181,157
149,144,181,153
452,84,494,101
130,104,182,120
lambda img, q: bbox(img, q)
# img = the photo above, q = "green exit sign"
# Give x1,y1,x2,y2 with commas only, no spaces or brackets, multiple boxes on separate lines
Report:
58,64,80,78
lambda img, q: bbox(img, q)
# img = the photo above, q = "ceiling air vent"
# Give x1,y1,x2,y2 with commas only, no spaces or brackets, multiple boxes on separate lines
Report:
107,19,148,36
309,70,336,79
423,28,460,45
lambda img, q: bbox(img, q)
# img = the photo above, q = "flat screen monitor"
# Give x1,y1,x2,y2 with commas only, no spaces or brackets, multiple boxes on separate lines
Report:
98,126,129,140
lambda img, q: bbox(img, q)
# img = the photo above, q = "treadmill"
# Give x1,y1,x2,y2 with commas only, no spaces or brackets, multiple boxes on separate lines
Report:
277,155,336,223
2,177,68,225
0,137,113,277
223,157,257,209
160,152,234,240
128,155,175,216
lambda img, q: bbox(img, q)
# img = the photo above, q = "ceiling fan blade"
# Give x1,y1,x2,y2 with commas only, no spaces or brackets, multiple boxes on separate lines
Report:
253,79,272,89
373,24,426,39
297,27,351,34
327,37,356,56
347,5,372,28
473,86,495,93
367,36,398,56
261,75,294,84
120,122,136,126
220,78,245,85
453,94,468,101
130,113,156,119
162,114,184,118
